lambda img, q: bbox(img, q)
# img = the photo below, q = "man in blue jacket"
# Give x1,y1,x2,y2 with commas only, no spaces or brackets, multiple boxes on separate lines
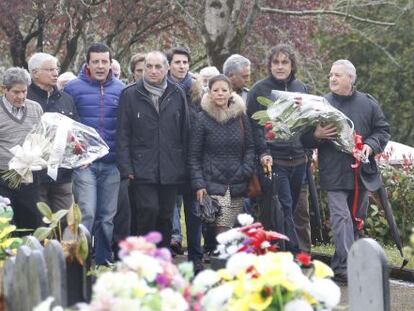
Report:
65,43,125,265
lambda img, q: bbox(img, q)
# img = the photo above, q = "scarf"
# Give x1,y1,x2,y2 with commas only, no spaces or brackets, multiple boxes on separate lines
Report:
168,72,193,93
143,77,168,113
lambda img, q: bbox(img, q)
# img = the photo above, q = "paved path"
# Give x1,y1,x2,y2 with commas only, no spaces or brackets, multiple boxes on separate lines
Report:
335,279,414,310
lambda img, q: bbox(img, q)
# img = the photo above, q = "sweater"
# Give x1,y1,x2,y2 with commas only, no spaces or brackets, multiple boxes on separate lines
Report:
0,98,43,170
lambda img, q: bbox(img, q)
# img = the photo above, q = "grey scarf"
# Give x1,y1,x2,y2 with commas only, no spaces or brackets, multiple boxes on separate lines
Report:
143,77,168,112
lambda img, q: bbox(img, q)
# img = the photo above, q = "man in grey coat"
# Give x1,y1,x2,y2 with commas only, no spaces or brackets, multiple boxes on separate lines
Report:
301,59,390,281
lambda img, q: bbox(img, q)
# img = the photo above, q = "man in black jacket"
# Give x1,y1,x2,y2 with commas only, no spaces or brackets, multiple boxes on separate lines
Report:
117,51,189,248
247,44,308,253
27,52,78,212
301,59,390,281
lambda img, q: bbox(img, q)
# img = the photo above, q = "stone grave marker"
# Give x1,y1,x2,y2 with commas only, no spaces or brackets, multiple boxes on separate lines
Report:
348,238,390,311
3,257,16,311
44,240,67,307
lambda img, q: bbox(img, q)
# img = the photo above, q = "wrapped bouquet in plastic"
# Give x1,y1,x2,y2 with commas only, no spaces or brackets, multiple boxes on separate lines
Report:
252,90,355,154
3,112,109,188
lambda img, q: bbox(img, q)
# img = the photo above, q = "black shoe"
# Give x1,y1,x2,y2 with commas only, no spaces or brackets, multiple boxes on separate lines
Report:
170,241,184,255
193,260,205,275
333,273,348,285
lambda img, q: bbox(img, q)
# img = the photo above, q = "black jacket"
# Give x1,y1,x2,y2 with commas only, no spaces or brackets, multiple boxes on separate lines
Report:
116,79,190,184
247,74,307,160
27,83,79,184
301,90,390,191
189,93,255,197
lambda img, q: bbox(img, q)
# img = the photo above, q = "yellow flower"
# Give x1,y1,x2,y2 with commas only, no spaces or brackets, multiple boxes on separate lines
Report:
218,268,234,281
250,292,273,310
313,260,334,279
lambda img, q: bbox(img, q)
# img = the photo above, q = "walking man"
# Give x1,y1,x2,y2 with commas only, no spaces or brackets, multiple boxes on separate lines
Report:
27,52,78,212
64,43,125,265
301,59,390,281
117,51,189,248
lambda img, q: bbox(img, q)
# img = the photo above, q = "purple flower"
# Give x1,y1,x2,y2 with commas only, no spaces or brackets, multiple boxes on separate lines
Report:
155,273,170,288
145,231,162,244
154,247,172,262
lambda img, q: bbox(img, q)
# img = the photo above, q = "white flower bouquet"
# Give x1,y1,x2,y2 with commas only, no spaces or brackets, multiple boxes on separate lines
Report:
252,91,355,154
2,112,109,188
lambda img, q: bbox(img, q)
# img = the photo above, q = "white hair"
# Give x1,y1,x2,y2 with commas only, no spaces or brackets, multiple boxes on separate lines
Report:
199,66,220,77
223,54,250,76
28,52,58,74
333,59,357,84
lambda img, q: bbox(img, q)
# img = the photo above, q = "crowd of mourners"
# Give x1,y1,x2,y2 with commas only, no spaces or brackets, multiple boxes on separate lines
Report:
0,42,390,282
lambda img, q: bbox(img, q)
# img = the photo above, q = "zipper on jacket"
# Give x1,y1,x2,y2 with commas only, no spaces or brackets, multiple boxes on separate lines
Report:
99,84,104,138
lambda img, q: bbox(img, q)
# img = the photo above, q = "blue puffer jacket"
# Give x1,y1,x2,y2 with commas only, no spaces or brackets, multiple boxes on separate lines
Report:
64,65,125,163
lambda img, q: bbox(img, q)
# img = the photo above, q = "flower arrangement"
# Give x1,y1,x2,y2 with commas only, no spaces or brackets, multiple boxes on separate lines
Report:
89,232,200,311
2,112,109,188
252,91,355,154
194,251,340,311
215,214,289,259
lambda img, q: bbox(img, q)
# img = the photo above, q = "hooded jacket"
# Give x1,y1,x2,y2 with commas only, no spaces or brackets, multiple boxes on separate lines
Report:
64,65,125,164
247,74,307,160
189,93,255,196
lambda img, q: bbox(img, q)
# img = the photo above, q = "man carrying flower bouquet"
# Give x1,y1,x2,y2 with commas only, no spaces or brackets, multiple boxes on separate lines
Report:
0,67,43,230
247,44,308,254
64,43,125,265
301,59,390,282
27,52,79,213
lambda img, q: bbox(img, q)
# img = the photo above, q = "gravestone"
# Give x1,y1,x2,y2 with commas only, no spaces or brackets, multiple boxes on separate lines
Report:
348,238,390,311
24,235,43,250
44,240,67,307
11,245,49,311
3,257,16,311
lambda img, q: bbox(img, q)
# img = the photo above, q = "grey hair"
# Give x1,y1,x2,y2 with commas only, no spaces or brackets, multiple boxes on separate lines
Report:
3,67,31,89
333,59,357,84
223,54,251,76
28,52,58,74
199,66,220,77
145,51,169,67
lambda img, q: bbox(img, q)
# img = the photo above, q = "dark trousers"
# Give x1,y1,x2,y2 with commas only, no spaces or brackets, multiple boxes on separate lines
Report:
39,182,73,212
131,183,178,248
113,179,131,257
182,189,203,262
0,177,41,231
275,162,307,253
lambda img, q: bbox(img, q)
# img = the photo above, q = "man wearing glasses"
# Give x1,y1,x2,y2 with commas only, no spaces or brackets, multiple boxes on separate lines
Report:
27,52,79,213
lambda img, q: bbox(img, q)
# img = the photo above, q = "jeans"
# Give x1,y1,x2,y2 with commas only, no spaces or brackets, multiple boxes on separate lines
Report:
72,162,120,265
171,196,183,243
275,162,307,253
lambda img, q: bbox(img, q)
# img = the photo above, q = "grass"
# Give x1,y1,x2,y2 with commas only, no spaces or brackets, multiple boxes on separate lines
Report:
313,242,414,269
178,206,413,269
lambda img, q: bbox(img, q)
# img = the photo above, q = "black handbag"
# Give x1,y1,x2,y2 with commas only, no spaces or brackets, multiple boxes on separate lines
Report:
194,194,221,224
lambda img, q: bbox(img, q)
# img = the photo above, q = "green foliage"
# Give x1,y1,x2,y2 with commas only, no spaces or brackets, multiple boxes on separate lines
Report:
34,202,88,265
0,198,22,266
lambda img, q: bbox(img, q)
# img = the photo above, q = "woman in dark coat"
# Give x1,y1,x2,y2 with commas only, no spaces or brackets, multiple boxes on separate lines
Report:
189,74,255,235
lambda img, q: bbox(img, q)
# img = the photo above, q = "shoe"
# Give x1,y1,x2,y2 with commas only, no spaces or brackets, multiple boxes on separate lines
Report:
333,273,348,285
170,241,184,255
193,260,205,275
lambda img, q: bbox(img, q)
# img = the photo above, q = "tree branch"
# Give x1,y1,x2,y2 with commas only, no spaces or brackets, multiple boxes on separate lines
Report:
259,7,395,26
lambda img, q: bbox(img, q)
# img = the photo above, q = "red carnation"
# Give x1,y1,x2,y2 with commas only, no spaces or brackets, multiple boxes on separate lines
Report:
265,131,276,140
264,121,273,130
296,252,312,267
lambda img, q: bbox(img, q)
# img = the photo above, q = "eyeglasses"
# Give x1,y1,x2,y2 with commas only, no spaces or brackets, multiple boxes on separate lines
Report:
39,67,60,73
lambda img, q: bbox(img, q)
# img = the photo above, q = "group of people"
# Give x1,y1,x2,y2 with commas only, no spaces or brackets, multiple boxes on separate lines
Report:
0,42,390,280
